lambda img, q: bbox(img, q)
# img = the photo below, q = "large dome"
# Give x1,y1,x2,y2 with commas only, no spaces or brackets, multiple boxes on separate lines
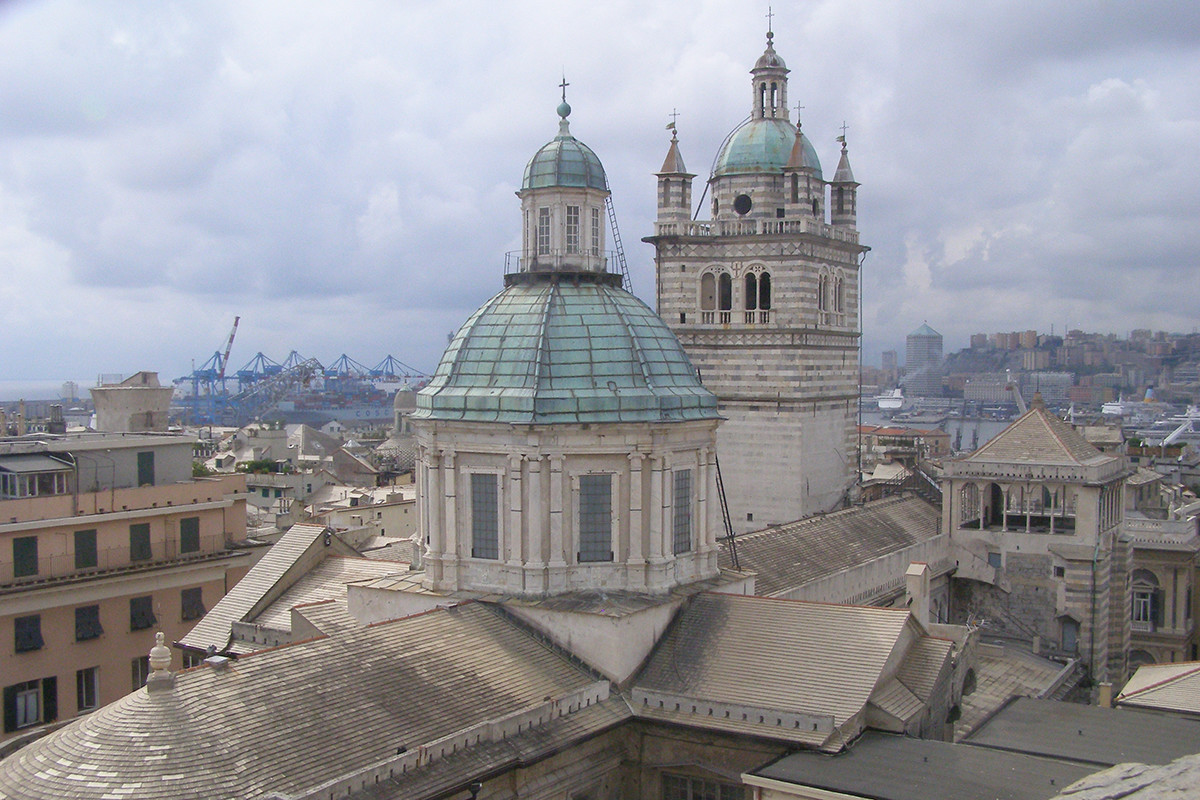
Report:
521,105,608,191
415,272,718,424
713,117,822,179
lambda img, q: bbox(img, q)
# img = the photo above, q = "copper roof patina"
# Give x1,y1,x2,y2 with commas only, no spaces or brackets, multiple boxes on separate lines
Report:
521,102,607,191
414,271,718,425
713,117,822,179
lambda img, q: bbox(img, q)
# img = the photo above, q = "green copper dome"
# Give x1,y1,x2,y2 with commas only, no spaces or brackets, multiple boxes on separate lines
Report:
713,118,822,179
415,273,718,424
521,109,608,192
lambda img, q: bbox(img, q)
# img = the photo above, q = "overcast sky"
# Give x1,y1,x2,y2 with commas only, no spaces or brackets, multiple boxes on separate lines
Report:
1,0,1198,391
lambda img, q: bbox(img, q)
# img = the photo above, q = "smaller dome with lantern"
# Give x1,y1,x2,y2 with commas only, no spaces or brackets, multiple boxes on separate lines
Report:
521,101,608,191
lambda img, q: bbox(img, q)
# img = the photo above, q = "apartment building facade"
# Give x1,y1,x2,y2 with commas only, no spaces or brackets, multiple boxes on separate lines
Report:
0,432,250,747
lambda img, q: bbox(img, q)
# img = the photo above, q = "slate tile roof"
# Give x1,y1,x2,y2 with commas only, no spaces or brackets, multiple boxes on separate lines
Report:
718,496,941,597
1117,661,1200,716
0,603,620,800
178,522,333,652
252,556,406,631
630,593,944,751
965,406,1113,467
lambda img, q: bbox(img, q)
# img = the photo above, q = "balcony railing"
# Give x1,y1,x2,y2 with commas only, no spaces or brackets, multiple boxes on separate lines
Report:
503,251,613,274
653,216,860,245
0,532,233,588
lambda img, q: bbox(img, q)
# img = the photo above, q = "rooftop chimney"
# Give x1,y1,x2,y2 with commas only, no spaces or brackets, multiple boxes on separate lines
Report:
905,562,931,627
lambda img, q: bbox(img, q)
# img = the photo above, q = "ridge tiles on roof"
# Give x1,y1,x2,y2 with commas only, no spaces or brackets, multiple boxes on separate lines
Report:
966,406,1110,466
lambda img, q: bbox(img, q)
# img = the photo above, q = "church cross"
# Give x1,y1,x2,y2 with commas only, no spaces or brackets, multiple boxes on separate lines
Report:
559,75,570,103
766,6,774,33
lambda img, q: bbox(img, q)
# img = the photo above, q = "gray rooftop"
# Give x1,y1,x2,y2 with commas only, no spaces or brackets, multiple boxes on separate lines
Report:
631,593,945,751
964,697,1200,767
751,731,1099,800
719,495,941,597
0,603,623,800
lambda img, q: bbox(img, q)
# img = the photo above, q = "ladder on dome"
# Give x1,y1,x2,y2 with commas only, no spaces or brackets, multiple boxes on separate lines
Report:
604,190,633,293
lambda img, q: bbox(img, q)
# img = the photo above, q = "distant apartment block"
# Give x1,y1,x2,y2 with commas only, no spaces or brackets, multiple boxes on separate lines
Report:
0,432,250,747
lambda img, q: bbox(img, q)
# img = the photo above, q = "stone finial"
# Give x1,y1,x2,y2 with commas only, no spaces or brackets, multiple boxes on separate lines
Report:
146,631,176,692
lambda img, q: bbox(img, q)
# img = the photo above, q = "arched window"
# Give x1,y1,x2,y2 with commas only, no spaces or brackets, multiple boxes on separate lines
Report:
718,273,732,311
700,273,716,311
759,272,771,310
769,82,778,114
817,273,828,312
811,198,819,218
758,83,766,116
744,273,758,310
791,174,799,204
837,186,845,214
834,274,845,313
663,180,671,208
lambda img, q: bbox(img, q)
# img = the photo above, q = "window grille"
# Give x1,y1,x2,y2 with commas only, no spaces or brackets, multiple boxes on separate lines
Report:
578,475,613,562
566,206,580,254
471,474,499,559
672,470,692,555
537,207,551,255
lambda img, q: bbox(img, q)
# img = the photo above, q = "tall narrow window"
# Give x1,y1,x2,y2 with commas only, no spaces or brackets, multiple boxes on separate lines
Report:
565,205,580,253
591,207,601,255
131,657,150,691
818,274,829,311
700,273,717,310
835,275,844,312
744,274,758,310
537,207,551,255
672,470,692,555
718,273,732,311
578,474,613,562
791,174,799,203
13,536,38,578
130,523,151,561
74,529,97,569
759,272,772,310
136,451,155,486
76,668,98,712
663,180,672,207
471,473,499,560
179,517,200,554
837,186,845,214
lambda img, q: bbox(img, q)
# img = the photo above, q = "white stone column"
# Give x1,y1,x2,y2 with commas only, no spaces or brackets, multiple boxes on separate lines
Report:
628,452,645,564
548,454,567,579
507,454,524,574
423,448,444,587
647,453,664,561
525,454,545,593
441,449,458,589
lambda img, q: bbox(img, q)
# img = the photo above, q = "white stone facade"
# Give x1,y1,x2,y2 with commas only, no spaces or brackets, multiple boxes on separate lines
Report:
416,418,723,596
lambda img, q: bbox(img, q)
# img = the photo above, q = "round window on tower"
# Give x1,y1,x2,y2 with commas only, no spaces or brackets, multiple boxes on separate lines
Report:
733,194,752,215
